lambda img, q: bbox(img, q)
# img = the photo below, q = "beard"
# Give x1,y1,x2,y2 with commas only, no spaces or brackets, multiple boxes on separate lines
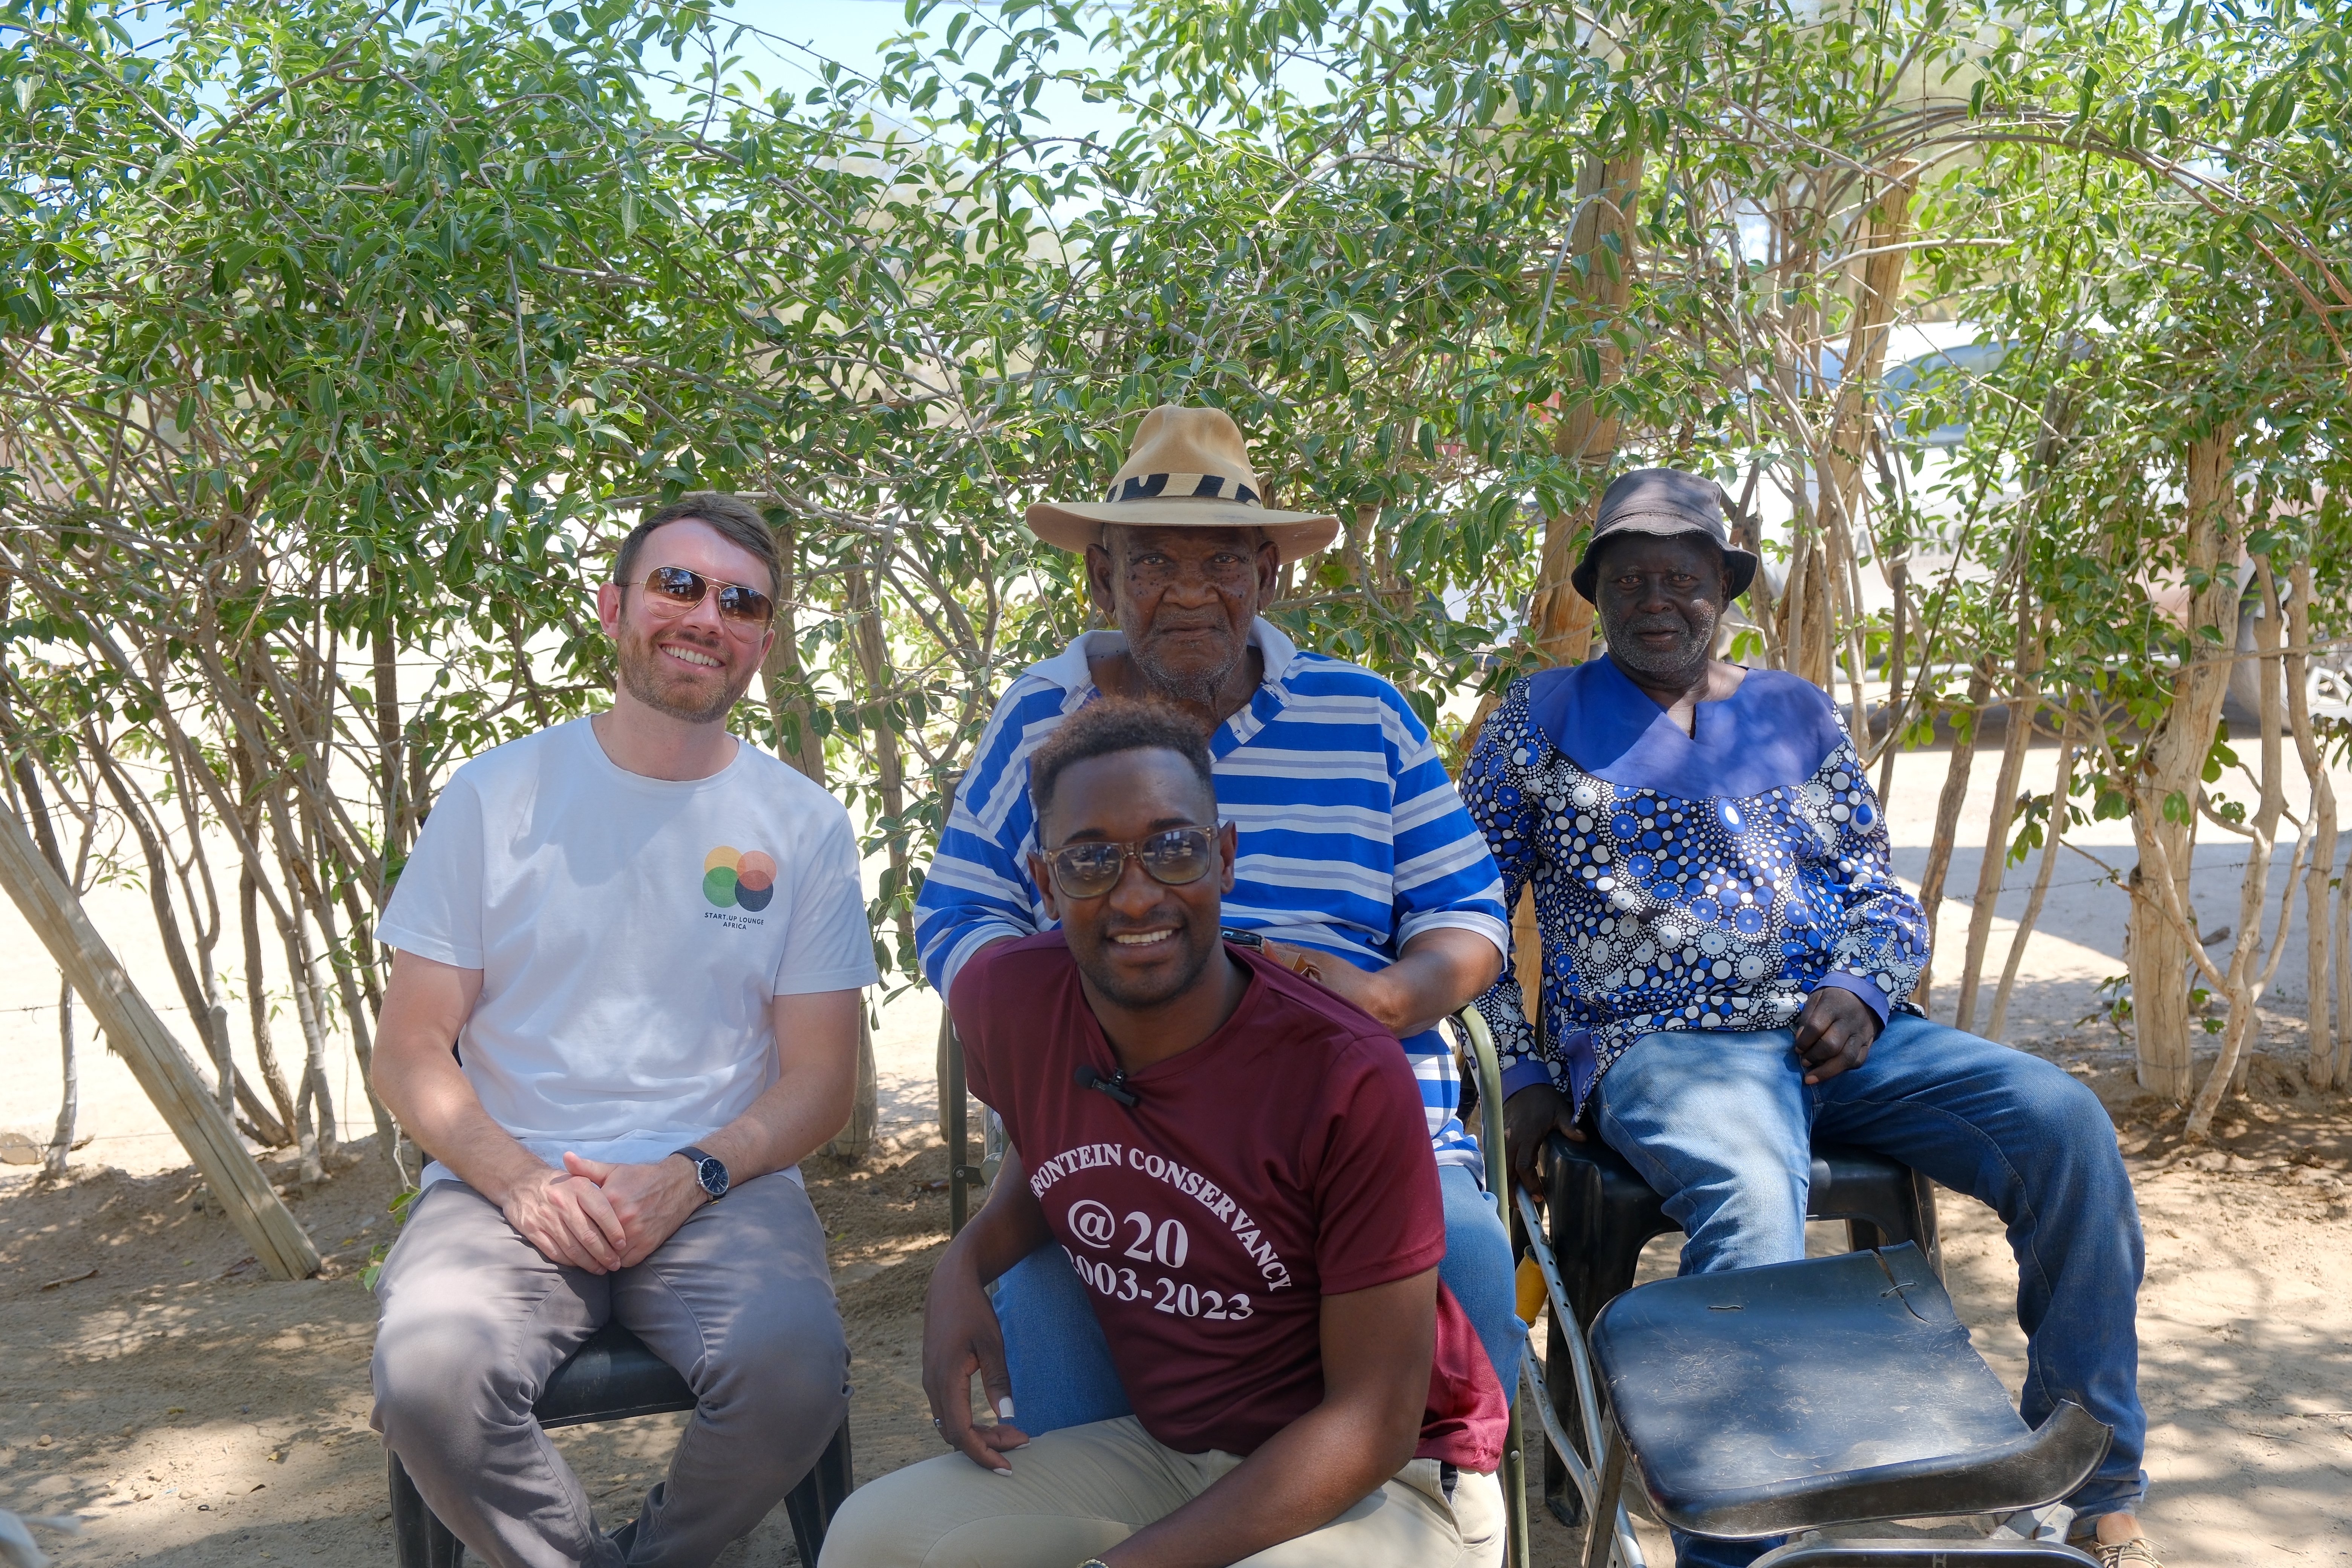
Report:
615,622,755,724
1132,632,1247,709
1603,607,1719,678
1072,917,1222,1011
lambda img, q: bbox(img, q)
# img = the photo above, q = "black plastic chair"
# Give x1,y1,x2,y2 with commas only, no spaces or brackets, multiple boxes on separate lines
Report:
1538,1132,1940,1528
387,1320,853,1567
1579,1243,2109,1568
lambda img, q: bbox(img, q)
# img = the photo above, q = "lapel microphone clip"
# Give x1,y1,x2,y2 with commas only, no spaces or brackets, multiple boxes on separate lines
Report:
1075,1064,1141,1107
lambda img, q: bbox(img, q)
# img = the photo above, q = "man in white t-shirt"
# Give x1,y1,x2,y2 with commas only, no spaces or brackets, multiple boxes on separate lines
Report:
368,493,879,1568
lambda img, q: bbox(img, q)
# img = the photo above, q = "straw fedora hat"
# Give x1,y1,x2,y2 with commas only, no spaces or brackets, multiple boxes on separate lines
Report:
1025,406,1342,564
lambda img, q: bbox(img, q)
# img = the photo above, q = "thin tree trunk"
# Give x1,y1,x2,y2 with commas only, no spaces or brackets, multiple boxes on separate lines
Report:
1816,159,1918,718
2128,427,2244,1098
1990,718,2080,1043
44,975,76,1181
241,868,299,1139
834,564,897,1163
256,781,339,1171
1957,611,2046,1034
2285,563,2339,1088
3,674,83,1181
1529,152,1642,669
2185,559,2287,1137
1914,664,1995,1014
1877,559,1909,807
312,865,404,1179
285,914,339,1177
90,740,242,1093
762,517,829,786
848,564,915,966
2335,847,2351,1091
371,567,412,863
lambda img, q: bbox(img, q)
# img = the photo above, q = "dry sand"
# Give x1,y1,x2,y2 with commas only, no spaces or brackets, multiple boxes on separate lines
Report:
1,739,2348,1565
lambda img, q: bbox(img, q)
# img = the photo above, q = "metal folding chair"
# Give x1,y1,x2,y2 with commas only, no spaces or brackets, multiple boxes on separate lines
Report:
1575,1243,2110,1568
1489,1049,2113,1568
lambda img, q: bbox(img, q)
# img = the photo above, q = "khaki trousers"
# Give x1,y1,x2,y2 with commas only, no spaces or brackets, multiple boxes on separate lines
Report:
371,1175,847,1568
818,1414,1504,1568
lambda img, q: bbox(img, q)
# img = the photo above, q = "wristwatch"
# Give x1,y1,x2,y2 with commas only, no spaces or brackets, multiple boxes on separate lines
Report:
673,1145,730,1203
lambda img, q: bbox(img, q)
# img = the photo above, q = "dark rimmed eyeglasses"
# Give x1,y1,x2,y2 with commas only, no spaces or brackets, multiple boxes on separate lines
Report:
621,566,775,628
1041,827,1219,900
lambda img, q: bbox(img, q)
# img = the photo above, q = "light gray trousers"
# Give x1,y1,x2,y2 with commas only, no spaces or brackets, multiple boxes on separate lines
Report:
371,1173,848,1568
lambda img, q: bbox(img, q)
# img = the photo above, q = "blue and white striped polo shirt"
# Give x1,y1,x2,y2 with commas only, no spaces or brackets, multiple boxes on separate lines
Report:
915,619,1511,1170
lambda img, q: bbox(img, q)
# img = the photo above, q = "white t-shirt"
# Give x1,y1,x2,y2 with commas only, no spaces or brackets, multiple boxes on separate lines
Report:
377,717,879,1187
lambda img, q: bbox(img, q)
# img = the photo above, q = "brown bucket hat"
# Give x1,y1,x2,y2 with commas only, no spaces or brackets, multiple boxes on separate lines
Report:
1571,467,1761,602
1025,406,1343,564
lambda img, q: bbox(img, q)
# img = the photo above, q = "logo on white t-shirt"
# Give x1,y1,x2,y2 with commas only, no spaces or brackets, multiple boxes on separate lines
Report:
703,845,776,913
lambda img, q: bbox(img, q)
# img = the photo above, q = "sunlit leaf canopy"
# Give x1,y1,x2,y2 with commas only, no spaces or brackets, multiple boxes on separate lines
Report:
0,0,2343,1061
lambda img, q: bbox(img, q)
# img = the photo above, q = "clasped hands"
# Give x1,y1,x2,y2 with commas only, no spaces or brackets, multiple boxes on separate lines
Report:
499,1151,707,1273
1501,985,1883,1193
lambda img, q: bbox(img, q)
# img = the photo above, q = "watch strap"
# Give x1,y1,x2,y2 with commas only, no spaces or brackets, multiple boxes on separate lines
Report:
673,1145,727,1200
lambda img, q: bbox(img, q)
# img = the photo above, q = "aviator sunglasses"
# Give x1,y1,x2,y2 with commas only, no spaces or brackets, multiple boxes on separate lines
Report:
1041,827,1219,900
623,565,775,628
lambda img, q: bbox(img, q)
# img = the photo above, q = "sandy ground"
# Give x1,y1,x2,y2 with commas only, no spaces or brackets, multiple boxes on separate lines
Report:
1,737,2348,1565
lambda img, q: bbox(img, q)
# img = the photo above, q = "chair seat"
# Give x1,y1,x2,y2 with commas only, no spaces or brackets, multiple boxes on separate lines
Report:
1548,1133,1943,1288
533,1321,697,1429
1588,1244,2110,1538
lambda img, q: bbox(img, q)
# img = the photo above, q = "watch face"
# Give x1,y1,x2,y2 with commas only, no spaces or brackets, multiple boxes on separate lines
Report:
697,1158,727,1198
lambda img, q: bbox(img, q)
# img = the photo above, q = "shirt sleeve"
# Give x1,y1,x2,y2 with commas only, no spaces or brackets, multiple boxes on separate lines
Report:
1456,684,1560,1098
1383,690,1510,960
1807,734,1929,1019
912,683,1059,994
948,954,997,1113
375,775,487,971
1309,1034,1450,1297
773,799,884,995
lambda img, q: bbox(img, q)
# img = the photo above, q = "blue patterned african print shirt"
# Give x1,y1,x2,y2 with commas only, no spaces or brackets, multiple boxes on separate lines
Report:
1462,657,1930,1114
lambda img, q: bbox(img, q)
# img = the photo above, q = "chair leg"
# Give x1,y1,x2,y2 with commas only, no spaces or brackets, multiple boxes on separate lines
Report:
1504,1393,1531,1568
388,1451,466,1568
784,1412,855,1564
1905,1167,1943,1281
1582,1413,1630,1568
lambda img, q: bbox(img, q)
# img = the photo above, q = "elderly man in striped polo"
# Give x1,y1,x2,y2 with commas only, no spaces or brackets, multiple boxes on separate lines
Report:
914,405,1519,1428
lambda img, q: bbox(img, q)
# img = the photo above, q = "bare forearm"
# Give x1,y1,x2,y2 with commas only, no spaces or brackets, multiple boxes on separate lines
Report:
696,1070,851,1184
952,1152,1054,1287
1107,1401,1413,1568
372,1044,547,1204
1367,928,1505,1037
678,988,864,1182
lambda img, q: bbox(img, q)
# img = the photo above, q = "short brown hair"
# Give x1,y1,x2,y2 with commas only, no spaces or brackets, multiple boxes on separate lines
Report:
1029,698,1217,832
614,493,781,597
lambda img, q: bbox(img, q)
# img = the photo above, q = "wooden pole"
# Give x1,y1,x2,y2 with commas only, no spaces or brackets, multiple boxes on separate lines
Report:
0,803,318,1279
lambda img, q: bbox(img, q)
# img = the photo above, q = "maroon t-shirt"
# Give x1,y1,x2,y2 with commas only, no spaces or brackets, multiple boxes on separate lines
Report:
953,933,1507,1468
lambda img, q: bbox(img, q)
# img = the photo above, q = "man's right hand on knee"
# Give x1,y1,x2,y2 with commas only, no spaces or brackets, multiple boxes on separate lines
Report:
496,1164,628,1273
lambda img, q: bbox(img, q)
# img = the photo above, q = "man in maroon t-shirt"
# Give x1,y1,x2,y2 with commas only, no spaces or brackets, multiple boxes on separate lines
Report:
821,699,1507,1568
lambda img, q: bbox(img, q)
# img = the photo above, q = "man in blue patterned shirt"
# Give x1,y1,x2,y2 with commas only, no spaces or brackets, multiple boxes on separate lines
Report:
916,405,1519,1426
1465,469,2158,1568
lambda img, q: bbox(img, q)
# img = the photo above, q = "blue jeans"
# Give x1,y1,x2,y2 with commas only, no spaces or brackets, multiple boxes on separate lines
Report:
1590,1013,2148,1568
996,1161,1525,1433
